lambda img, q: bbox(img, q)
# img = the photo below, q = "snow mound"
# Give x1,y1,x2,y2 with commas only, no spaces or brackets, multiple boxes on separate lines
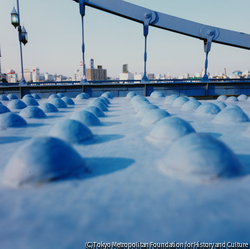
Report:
150,91,165,98
70,110,101,126
88,101,108,112
57,93,65,98
84,106,105,117
22,94,34,99
7,94,18,100
49,119,93,144
62,97,75,105
172,96,189,107
48,94,60,100
195,103,221,115
225,96,238,102
248,97,250,101
181,99,201,111
39,103,58,113
0,112,27,127
126,92,137,99
100,96,110,105
141,109,170,125
237,94,248,101
90,98,108,108
131,97,149,109
23,97,39,106
101,92,113,99
217,95,227,101
213,107,249,123
137,104,159,117
150,116,195,142
133,101,152,112
0,104,11,114
215,101,227,109
165,94,179,104
159,133,244,181
32,93,41,99
7,100,27,110
188,97,196,101
0,95,9,101
226,105,242,110
2,137,85,188
76,93,89,100
243,126,250,138
20,106,46,119
49,98,67,108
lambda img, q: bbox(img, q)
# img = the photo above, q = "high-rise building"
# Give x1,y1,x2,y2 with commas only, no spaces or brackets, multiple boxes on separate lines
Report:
18,69,32,82
86,65,107,81
89,59,94,69
32,68,40,82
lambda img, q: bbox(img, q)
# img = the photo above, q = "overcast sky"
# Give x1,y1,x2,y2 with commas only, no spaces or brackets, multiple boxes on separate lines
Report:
0,0,249,78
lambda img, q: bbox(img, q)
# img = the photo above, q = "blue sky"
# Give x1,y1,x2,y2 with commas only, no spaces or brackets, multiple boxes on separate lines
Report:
0,0,249,78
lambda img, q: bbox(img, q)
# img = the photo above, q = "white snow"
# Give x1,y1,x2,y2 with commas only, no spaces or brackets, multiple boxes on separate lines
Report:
0,93,249,248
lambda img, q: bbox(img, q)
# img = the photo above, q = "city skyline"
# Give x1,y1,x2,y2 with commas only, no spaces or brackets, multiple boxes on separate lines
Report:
0,0,249,78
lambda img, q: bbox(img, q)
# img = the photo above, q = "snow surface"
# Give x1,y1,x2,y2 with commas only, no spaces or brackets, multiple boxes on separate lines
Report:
0,93,249,248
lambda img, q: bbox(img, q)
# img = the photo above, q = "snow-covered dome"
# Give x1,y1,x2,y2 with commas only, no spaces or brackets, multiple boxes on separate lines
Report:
48,94,60,100
90,98,108,108
217,95,227,101
39,103,58,113
20,106,46,119
141,109,170,125
7,94,18,100
181,99,201,111
84,106,105,117
49,98,67,108
195,103,221,115
237,94,248,101
159,133,244,181
225,96,238,102
101,92,113,99
2,137,85,188
0,104,11,114
165,94,179,104
172,96,189,107
57,93,65,98
215,101,227,109
137,104,159,117
22,94,34,99
22,97,39,106
7,99,27,110
49,119,93,144
126,92,137,99
0,112,27,127
133,101,152,112
150,91,165,98
70,110,101,126
100,96,110,105
150,116,195,142
76,93,89,100
32,93,41,99
62,97,75,105
88,101,108,112
213,107,249,123
188,97,196,101
0,95,9,101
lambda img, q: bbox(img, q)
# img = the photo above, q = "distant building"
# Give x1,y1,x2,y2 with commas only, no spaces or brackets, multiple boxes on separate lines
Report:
7,69,17,83
18,69,32,82
232,70,242,76
89,59,94,69
134,73,143,80
147,73,154,80
86,65,107,81
119,72,134,81
45,72,54,81
32,68,40,82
